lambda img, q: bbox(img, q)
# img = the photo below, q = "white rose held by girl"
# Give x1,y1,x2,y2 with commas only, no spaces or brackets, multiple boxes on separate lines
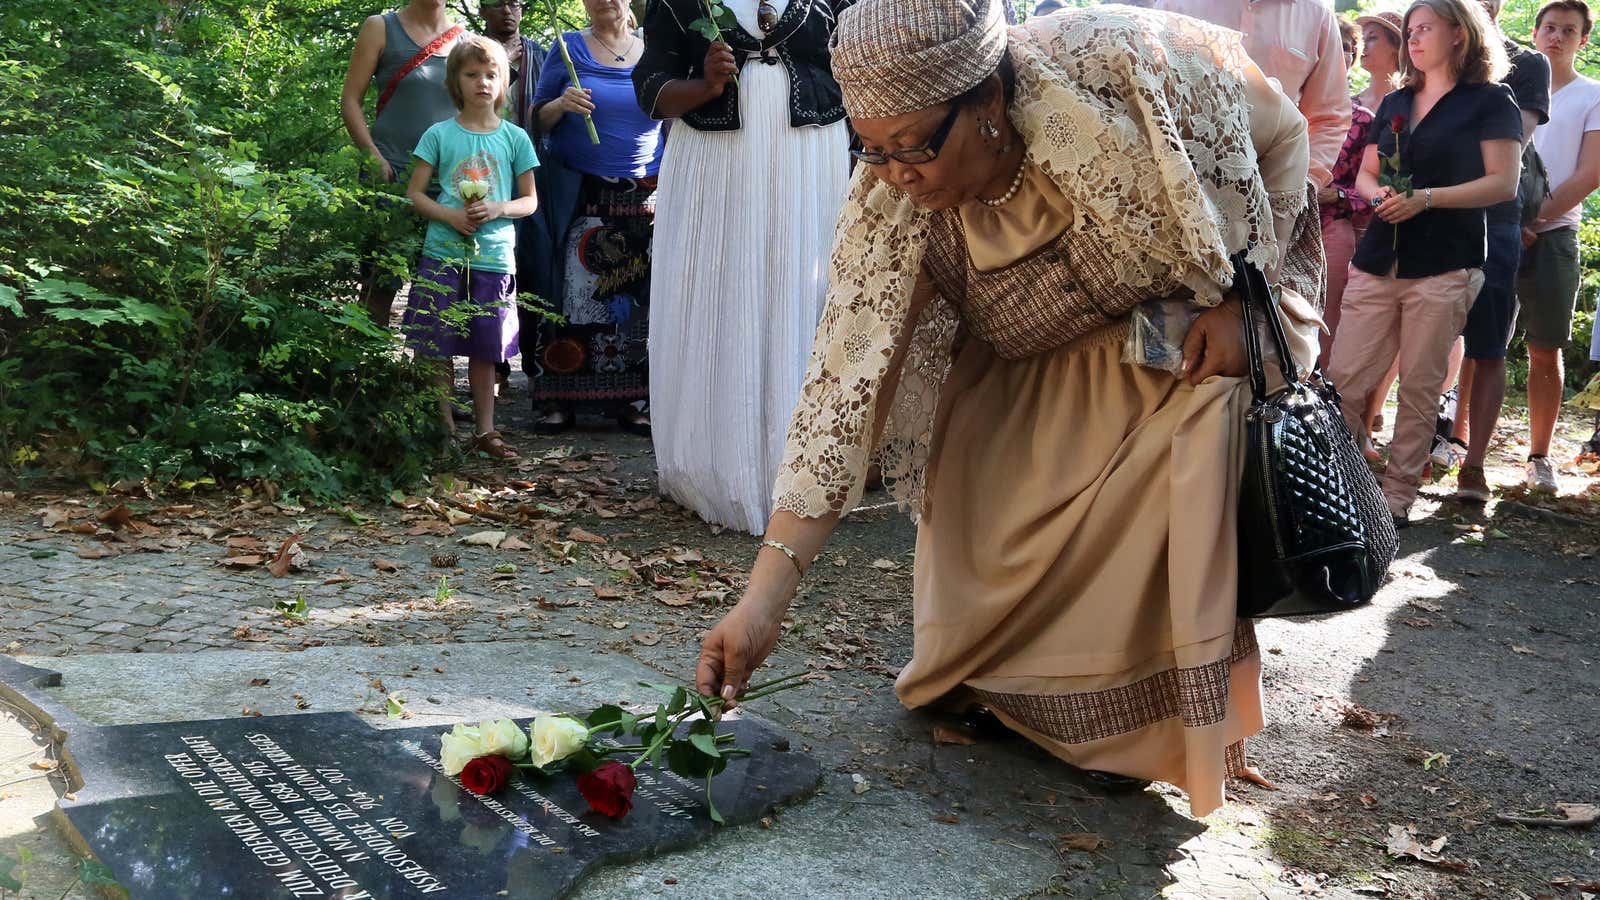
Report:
528,715,589,768
458,178,490,202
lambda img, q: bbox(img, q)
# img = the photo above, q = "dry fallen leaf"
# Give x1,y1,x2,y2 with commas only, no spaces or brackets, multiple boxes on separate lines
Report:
594,585,625,600
500,535,533,551
569,527,607,545
461,530,508,549
29,759,58,771
931,726,977,746
850,773,870,794
1559,802,1600,823
373,559,403,574
632,632,661,647
249,677,271,687
1340,703,1382,730
221,554,264,568
654,591,694,607
1059,833,1105,852
932,813,960,825
75,546,116,560
869,558,899,571
1496,802,1600,828
97,504,135,530
1510,644,1536,655
443,508,474,527
1384,825,1468,870
241,707,264,718
267,534,303,579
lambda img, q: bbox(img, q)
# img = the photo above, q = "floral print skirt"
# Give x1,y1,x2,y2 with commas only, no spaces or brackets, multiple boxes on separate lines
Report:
530,174,656,406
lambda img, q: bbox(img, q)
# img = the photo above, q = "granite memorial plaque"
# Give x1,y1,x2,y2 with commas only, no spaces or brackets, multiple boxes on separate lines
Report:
1,664,819,900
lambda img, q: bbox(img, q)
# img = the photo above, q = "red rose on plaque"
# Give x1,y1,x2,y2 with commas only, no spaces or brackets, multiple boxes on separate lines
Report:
577,761,637,818
460,755,515,796
1391,114,1407,132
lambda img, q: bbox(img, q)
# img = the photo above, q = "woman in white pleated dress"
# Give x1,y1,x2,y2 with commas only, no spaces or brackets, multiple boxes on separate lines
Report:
634,0,851,534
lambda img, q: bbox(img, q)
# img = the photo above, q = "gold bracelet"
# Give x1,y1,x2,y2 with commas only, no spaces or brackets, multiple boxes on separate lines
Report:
759,539,806,578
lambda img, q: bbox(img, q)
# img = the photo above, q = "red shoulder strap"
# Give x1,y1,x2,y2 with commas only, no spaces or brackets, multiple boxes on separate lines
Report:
375,23,464,117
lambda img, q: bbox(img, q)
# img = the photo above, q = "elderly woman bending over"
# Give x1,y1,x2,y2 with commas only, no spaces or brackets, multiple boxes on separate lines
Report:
694,0,1323,816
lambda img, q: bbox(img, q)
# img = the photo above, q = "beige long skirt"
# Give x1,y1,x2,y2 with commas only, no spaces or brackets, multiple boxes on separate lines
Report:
896,323,1262,818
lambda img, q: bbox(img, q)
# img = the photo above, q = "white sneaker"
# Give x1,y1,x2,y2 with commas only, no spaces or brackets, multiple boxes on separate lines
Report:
1429,436,1465,470
1525,456,1559,494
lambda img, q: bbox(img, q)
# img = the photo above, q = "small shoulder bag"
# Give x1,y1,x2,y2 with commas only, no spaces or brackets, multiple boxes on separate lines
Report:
1233,252,1398,618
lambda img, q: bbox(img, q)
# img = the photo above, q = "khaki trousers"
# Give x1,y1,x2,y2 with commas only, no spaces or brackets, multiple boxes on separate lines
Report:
1326,266,1483,514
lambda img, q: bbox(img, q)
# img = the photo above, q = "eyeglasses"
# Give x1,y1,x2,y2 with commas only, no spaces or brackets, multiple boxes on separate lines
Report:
481,1,523,9
850,102,964,166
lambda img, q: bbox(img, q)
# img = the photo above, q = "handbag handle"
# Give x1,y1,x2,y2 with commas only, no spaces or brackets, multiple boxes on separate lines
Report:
1231,251,1300,402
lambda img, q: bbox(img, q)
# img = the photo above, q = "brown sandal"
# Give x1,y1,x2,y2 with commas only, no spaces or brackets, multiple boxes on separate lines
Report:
471,430,519,460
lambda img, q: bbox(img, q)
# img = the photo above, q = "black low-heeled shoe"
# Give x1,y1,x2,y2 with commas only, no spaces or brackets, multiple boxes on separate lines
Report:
616,412,651,438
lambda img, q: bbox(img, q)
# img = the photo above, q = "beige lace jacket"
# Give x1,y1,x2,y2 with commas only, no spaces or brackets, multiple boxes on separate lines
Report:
771,6,1310,522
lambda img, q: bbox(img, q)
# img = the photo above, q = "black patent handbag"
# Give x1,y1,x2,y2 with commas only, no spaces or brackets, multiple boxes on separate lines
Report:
1233,252,1397,618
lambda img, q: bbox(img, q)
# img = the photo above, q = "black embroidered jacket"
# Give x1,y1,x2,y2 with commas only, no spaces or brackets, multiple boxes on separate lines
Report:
633,0,852,132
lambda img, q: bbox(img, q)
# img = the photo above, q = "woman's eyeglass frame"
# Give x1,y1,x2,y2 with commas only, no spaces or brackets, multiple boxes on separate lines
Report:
849,101,965,166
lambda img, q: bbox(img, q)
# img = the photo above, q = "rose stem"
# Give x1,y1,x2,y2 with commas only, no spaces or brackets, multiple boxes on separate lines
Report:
546,0,601,144
700,0,740,89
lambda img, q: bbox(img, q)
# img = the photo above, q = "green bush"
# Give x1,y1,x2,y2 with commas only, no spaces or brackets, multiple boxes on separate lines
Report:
0,0,585,500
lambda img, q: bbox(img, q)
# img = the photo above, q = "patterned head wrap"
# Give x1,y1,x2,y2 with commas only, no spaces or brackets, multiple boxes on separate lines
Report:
830,0,1009,119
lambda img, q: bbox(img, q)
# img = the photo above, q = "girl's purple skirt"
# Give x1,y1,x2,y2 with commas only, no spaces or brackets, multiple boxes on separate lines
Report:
402,257,520,363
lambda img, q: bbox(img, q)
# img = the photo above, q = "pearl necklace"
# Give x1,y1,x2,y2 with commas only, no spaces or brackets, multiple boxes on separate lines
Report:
980,158,1027,208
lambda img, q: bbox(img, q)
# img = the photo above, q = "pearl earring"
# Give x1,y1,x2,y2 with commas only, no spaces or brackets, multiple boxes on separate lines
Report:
980,119,1000,139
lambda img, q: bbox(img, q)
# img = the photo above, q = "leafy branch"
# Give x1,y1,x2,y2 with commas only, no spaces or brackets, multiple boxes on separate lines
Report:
688,0,740,89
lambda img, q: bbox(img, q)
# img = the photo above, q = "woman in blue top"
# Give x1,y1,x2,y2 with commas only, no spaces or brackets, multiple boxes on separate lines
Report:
523,0,665,436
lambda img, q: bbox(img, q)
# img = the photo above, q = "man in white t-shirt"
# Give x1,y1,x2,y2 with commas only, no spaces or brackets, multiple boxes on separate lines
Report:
1516,0,1600,493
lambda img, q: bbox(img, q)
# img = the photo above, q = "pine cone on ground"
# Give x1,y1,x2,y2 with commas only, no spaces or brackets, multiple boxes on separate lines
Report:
430,552,459,568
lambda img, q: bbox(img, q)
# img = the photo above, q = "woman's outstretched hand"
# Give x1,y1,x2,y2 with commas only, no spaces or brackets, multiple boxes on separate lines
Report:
696,592,788,707
1181,292,1248,385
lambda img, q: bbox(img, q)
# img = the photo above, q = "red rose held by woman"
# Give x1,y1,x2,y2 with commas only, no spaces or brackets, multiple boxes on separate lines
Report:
1391,114,1407,132
577,761,637,818
460,755,515,796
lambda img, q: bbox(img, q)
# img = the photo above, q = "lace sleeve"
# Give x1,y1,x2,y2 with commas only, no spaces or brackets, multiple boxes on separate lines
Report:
770,172,953,520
